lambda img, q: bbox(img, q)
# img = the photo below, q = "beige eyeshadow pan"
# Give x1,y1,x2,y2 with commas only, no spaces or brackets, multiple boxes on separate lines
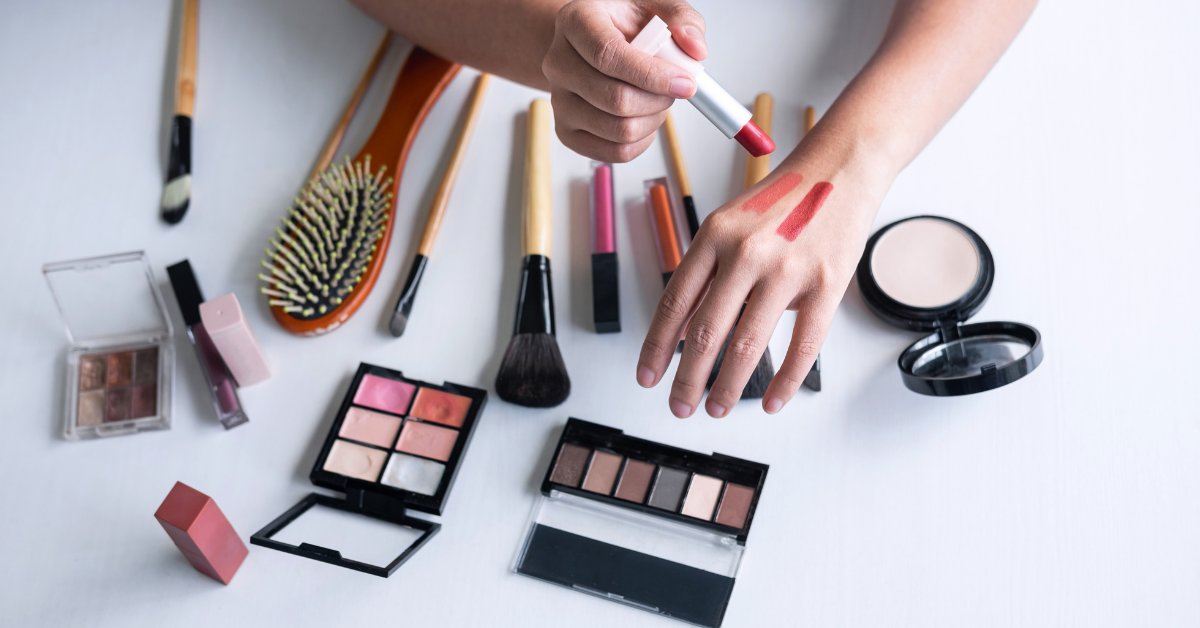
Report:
581,451,623,495
681,474,724,520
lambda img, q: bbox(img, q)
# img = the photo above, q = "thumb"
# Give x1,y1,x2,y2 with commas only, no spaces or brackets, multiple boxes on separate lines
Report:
645,0,707,61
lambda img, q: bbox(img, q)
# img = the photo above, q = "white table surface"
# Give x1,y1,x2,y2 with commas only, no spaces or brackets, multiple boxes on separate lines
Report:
2,0,1198,626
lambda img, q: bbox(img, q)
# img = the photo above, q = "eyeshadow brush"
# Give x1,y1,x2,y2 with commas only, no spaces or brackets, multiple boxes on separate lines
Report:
160,0,199,224
495,99,571,407
661,110,699,238
389,72,491,337
801,105,821,392
707,93,777,400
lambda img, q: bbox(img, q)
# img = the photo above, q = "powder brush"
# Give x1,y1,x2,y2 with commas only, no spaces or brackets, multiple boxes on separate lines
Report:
707,93,777,399
258,47,459,336
389,72,491,336
495,99,571,407
161,0,198,224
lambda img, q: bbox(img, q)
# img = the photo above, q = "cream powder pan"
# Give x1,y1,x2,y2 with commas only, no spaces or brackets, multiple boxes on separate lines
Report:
870,217,981,308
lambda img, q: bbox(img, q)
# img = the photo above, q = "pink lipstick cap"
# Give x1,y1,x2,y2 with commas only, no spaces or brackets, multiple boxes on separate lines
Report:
200,294,271,386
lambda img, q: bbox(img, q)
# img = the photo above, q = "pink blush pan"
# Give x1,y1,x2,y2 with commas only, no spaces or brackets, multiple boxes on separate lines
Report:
353,374,415,415
339,407,402,448
396,420,458,462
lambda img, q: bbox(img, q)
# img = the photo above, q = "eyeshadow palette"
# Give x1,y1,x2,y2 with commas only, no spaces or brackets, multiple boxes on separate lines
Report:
44,251,175,440
515,418,768,628
252,363,487,576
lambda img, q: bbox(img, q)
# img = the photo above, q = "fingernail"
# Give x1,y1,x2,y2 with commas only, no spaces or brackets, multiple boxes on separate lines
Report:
765,397,783,414
637,366,656,388
670,399,693,418
707,401,727,418
669,77,694,99
683,25,706,45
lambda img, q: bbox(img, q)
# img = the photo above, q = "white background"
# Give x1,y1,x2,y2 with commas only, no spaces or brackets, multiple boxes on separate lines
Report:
2,0,1198,626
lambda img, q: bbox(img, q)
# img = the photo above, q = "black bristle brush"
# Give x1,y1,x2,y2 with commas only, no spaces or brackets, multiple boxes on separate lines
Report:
161,0,198,224
495,99,570,407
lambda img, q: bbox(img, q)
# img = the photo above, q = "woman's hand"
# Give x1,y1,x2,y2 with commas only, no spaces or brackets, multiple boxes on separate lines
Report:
636,143,893,417
542,0,707,162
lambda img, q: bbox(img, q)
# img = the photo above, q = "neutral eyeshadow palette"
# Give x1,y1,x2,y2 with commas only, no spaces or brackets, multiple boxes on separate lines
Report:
515,418,768,628
77,348,160,426
251,363,487,576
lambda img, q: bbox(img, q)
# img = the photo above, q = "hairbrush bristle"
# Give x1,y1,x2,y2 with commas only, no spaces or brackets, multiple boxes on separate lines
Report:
259,156,392,319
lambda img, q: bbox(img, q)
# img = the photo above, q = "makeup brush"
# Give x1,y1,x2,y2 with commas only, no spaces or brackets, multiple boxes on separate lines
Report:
661,110,699,238
258,48,460,336
707,93,777,399
161,0,198,224
802,105,821,392
389,72,491,337
495,99,571,407
309,32,392,182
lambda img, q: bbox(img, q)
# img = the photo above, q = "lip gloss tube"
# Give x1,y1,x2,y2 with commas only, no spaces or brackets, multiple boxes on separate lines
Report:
630,16,775,157
200,293,271,386
166,260,249,429
591,162,620,334
645,177,683,288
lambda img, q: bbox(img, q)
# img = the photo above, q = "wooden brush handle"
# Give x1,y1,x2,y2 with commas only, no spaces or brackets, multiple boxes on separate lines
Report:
523,99,552,257
174,0,198,117
310,32,392,180
662,110,692,197
804,106,816,134
744,93,773,189
417,73,490,256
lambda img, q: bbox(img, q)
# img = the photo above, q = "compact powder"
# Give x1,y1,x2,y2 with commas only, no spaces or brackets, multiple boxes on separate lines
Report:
681,474,723,520
324,440,388,482
581,451,623,495
614,459,656,503
648,467,690,512
549,444,591,487
395,420,458,462
714,483,755,529
380,453,445,495
409,388,472,428
353,374,416,415
340,407,403,449
870,218,980,308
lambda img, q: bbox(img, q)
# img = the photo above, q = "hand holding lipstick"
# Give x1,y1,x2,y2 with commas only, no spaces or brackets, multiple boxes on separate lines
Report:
542,0,708,162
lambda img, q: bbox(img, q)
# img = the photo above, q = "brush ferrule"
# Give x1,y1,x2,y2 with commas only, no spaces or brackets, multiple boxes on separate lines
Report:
388,254,428,336
166,115,192,180
514,255,555,336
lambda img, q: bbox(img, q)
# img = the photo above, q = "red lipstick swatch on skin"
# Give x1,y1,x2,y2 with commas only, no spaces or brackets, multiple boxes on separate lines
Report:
777,182,833,242
741,173,803,215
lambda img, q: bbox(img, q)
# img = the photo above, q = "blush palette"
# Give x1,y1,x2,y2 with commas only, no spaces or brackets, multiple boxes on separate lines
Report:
516,418,769,627
251,363,486,576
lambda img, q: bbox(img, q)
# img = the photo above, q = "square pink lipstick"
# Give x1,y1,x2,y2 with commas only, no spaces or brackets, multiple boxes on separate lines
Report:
251,363,487,577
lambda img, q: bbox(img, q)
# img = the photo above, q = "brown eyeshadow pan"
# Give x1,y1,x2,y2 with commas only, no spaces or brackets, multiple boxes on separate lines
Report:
133,347,158,384
131,383,157,419
581,451,623,495
80,355,107,391
613,459,656,503
714,483,755,529
105,387,132,422
549,443,591,487
106,352,133,387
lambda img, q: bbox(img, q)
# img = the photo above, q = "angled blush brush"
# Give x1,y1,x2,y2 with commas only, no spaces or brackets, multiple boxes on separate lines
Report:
707,93,777,399
258,47,460,336
389,72,491,337
495,99,571,407
161,0,198,224
661,110,699,238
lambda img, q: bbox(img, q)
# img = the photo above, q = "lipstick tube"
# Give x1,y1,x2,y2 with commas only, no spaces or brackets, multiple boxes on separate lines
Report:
591,162,620,333
166,260,249,429
630,16,775,157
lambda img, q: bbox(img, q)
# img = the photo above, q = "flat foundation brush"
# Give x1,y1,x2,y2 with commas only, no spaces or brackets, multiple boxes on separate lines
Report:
161,0,198,224
495,99,570,407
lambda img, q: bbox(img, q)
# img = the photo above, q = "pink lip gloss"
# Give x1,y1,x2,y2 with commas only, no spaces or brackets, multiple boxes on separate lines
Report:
591,162,620,333
630,16,775,157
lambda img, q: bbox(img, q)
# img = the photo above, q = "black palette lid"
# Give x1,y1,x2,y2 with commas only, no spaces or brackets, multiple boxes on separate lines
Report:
857,216,1043,396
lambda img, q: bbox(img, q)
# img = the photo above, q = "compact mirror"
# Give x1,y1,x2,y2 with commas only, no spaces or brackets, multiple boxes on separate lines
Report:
856,216,1042,396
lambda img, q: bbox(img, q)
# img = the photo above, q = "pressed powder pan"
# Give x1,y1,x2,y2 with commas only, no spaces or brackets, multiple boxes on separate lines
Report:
856,216,1042,396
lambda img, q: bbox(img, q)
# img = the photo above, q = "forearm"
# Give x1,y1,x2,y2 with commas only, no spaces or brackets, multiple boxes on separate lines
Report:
349,0,565,89
795,0,1038,179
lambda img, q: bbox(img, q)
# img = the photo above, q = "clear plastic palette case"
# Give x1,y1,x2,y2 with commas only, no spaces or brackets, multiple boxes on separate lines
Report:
43,251,174,440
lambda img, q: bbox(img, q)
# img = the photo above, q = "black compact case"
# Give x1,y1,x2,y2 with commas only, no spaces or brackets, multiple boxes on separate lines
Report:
515,418,769,628
856,215,1043,396
251,363,487,577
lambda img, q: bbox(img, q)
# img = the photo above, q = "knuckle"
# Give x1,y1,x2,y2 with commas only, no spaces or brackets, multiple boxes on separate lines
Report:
774,372,803,391
612,117,642,144
641,336,674,357
589,34,624,76
686,321,723,355
728,336,763,365
611,141,642,163
606,83,638,116
656,287,690,319
792,334,822,359
672,377,704,398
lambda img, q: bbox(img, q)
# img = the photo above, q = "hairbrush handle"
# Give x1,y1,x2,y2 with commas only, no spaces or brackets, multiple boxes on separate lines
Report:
523,99,552,258
418,73,490,256
175,0,198,117
662,111,691,197
310,32,392,181
744,93,773,189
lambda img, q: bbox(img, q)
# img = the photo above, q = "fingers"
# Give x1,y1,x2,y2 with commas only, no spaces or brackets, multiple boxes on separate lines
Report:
704,285,790,417
637,242,717,390
551,90,668,145
762,288,839,414
668,270,752,418
545,43,674,117
646,0,708,60
555,124,657,163
557,3,696,99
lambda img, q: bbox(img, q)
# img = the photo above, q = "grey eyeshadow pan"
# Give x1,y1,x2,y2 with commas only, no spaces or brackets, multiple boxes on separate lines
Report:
647,467,690,512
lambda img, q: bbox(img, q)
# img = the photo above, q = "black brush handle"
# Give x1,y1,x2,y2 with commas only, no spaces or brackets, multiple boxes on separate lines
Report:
514,255,556,336
683,195,699,239
166,115,192,181
389,254,428,336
